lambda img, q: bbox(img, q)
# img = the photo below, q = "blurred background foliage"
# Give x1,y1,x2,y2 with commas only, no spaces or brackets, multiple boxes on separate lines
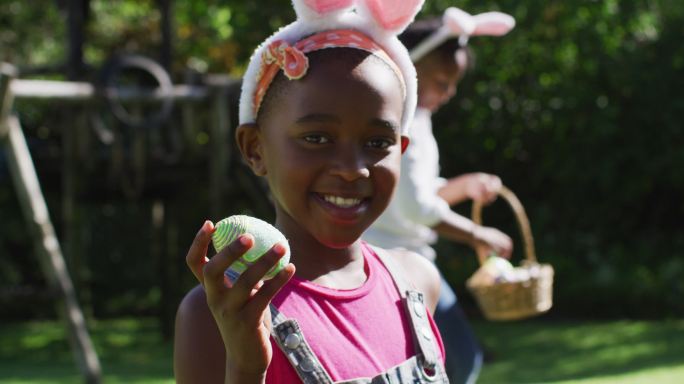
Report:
0,0,682,323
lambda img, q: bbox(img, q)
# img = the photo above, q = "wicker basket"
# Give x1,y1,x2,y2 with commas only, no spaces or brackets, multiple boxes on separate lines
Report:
466,186,554,321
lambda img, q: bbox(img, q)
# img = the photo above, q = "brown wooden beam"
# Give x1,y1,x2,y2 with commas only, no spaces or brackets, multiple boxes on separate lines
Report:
1,63,102,384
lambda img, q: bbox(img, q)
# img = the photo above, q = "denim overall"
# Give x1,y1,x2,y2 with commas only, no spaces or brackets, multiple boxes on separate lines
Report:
268,247,450,384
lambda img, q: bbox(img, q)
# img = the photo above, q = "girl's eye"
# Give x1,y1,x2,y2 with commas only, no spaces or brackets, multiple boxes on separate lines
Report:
303,134,330,144
367,138,394,149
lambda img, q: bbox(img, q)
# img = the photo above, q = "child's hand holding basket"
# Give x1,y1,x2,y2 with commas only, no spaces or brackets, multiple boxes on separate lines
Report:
466,186,554,321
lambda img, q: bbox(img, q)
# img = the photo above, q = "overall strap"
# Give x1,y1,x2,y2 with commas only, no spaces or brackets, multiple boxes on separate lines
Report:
369,245,413,297
269,304,334,384
370,246,441,372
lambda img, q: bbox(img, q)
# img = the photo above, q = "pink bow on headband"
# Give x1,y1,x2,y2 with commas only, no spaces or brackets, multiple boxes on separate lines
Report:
295,0,424,33
253,29,406,118
264,40,309,80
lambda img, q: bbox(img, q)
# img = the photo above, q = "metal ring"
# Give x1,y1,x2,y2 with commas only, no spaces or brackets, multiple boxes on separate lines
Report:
99,54,174,128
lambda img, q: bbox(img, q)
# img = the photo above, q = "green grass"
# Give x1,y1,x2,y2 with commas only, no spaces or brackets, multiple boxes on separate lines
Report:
0,318,683,383
474,319,684,383
0,318,173,384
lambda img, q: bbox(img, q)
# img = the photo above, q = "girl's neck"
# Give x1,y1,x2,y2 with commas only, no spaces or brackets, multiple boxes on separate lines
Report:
275,213,367,289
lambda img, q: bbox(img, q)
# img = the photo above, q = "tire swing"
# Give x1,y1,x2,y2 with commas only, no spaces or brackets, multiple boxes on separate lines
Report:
97,54,175,198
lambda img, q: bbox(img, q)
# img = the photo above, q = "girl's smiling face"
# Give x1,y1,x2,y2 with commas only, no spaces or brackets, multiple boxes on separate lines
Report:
238,50,405,249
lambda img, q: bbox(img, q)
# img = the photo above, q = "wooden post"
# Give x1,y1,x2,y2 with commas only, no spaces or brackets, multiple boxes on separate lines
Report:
151,199,172,339
165,209,180,339
65,0,87,316
0,64,14,138
62,103,78,280
158,0,173,71
74,107,93,315
0,64,102,383
66,0,87,81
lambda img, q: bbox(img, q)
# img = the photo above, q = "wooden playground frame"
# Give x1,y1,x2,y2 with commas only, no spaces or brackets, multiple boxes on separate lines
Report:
0,62,242,383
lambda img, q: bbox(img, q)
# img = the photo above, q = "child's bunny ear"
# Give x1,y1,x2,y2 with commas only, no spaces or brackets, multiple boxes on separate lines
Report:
443,7,476,36
292,0,355,21
472,12,516,36
360,0,425,34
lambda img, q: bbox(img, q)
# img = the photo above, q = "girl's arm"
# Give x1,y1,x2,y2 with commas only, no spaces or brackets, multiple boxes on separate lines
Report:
397,150,512,258
175,221,295,384
174,286,227,383
432,210,512,259
437,172,501,206
175,287,269,384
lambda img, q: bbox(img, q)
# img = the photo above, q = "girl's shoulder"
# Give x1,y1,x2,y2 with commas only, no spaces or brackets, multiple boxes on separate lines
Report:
377,247,441,313
174,286,226,383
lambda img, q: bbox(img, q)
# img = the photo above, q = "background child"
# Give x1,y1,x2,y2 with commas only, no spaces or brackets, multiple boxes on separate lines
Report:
362,7,516,384
174,1,452,383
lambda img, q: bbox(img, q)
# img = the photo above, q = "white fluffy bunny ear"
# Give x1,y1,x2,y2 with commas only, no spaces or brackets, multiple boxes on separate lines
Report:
292,0,355,21
472,12,516,36
443,7,476,36
358,0,425,35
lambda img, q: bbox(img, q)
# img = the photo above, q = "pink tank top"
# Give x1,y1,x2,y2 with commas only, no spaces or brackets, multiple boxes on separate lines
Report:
266,242,445,383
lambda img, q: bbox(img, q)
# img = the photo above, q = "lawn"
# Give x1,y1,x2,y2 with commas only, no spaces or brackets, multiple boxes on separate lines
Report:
0,317,683,383
0,318,173,384
473,319,684,384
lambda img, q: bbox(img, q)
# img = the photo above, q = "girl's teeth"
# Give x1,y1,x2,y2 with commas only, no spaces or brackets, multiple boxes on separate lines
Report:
323,195,361,208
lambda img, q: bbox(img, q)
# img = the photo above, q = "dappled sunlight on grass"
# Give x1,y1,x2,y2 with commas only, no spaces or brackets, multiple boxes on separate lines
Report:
475,320,684,383
0,318,173,383
557,365,684,384
1,318,682,383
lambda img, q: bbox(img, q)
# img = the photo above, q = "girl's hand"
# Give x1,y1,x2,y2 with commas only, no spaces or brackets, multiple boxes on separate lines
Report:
185,221,295,379
463,173,502,205
438,172,502,206
472,225,513,259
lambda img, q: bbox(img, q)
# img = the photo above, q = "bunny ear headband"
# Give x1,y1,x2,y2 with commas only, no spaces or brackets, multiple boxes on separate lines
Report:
409,7,516,63
239,0,425,136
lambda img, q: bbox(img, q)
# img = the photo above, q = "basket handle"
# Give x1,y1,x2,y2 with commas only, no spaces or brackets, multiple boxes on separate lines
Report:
471,185,537,266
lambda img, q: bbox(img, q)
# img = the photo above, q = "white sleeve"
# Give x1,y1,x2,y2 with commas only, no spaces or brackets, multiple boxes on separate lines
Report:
394,145,451,227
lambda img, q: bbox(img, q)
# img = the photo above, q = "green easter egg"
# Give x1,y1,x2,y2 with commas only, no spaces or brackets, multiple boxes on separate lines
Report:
212,215,290,280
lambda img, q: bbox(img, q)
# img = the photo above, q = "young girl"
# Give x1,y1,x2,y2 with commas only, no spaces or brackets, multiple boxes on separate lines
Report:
174,1,451,383
362,7,516,384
